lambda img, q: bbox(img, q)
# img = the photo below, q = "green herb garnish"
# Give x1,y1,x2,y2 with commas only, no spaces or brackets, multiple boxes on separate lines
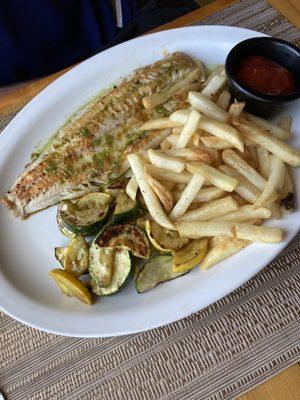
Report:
126,131,143,147
79,128,90,138
105,135,114,146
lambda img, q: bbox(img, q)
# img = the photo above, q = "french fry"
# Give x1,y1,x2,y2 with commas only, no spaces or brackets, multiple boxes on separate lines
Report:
163,181,177,191
231,193,248,206
216,205,272,222
176,220,234,239
255,155,285,207
127,154,174,230
201,238,249,270
234,223,283,243
209,236,228,248
247,218,264,226
192,132,201,147
145,164,192,183
198,117,244,152
233,121,300,166
160,148,212,163
178,196,239,222
164,133,180,147
176,109,201,148
146,173,174,213
269,202,283,219
160,137,172,150
201,136,232,149
172,126,183,135
187,162,239,192
256,146,270,179
244,112,291,140
142,67,201,109
169,174,205,220
202,65,225,88
277,116,292,133
126,176,138,201
247,146,259,169
140,118,180,131
222,149,266,191
217,90,231,111
201,74,227,97
148,149,185,173
173,186,225,203
176,183,187,192
169,109,190,125
219,165,261,204
188,91,229,122
228,102,245,119
173,82,202,101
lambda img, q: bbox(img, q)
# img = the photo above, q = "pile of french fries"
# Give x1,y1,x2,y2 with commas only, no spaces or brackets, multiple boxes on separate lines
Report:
126,65,299,271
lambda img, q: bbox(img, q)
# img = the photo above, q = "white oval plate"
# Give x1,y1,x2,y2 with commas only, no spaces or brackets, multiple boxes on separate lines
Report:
0,26,299,337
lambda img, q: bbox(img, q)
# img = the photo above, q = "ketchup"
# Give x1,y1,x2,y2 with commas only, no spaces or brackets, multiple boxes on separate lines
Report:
237,55,295,95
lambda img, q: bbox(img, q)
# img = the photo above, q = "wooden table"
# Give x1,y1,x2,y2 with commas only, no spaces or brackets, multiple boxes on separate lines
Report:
0,0,299,398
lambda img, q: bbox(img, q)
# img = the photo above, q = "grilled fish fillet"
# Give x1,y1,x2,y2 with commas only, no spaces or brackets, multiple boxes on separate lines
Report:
1,52,198,218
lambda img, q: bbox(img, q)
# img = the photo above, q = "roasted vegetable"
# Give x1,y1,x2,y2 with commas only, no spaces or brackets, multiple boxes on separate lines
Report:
113,190,140,224
54,246,67,267
145,220,189,252
91,248,132,296
89,245,115,288
173,238,208,272
56,212,76,238
135,254,188,293
63,235,89,277
49,269,93,305
58,193,112,236
95,223,151,258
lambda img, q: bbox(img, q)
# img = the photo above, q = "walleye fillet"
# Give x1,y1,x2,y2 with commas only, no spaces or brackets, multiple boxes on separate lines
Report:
1,52,199,218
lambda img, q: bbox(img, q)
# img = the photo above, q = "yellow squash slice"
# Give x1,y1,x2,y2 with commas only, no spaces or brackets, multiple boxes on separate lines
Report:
64,235,89,277
173,238,208,272
49,269,93,305
145,220,189,253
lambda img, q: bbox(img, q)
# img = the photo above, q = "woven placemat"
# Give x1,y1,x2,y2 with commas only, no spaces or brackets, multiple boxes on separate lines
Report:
1,0,300,399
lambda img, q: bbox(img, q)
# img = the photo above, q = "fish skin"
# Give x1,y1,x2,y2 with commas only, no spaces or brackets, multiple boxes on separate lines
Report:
1,52,198,218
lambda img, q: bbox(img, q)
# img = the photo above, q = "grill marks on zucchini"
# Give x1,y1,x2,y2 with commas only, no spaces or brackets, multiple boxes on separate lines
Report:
53,190,196,302
96,223,151,259
58,192,112,236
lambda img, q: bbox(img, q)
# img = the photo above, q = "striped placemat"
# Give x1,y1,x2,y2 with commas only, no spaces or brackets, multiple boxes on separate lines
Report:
0,0,300,399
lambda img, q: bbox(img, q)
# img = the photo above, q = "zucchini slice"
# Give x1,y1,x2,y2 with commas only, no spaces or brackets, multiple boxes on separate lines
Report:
135,254,188,293
64,235,89,277
49,269,93,305
89,244,115,288
54,246,68,267
145,220,189,252
56,211,76,238
58,193,112,236
91,248,132,296
113,190,140,224
95,223,151,259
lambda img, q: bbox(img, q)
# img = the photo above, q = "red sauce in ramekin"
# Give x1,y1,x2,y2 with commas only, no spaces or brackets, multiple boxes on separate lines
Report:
237,55,295,95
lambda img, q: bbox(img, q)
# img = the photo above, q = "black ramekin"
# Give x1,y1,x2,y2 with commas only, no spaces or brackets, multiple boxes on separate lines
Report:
225,37,300,117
